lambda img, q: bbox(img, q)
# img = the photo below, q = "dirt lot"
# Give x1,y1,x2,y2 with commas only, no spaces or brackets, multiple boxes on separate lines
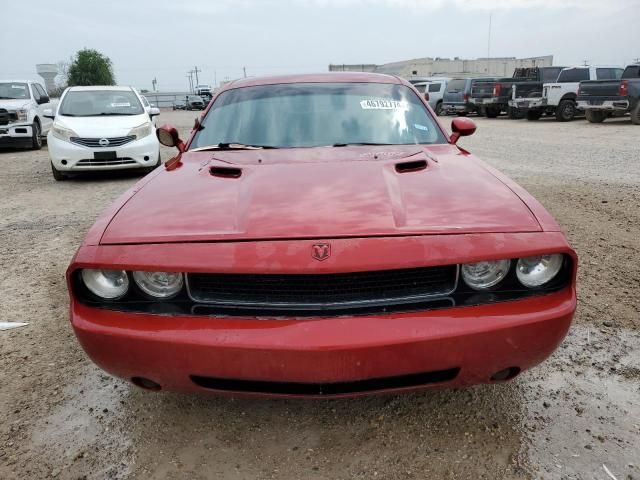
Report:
1,110,638,480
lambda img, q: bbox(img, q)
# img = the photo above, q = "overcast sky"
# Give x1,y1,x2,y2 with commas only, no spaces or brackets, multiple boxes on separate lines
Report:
1,0,638,91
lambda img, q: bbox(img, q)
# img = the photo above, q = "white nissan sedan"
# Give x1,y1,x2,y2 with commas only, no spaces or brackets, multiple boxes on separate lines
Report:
45,86,161,180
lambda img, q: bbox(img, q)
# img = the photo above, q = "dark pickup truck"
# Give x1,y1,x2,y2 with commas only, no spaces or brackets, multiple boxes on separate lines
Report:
576,64,640,124
470,67,565,119
509,66,567,120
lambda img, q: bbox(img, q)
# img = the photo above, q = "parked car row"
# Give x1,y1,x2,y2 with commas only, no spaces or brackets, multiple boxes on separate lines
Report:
442,63,639,124
173,94,210,111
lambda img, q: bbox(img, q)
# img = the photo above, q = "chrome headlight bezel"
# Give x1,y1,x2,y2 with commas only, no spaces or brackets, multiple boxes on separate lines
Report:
461,259,511,291
81,269,129,300
132,271,184,299
516,254,564,288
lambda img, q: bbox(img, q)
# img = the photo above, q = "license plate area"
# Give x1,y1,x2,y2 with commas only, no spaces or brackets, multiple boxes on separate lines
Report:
94,151,117,160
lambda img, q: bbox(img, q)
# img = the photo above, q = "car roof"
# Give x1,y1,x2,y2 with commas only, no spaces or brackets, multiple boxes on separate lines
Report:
222,72,404,91
67,85,135,91
0,79,35,83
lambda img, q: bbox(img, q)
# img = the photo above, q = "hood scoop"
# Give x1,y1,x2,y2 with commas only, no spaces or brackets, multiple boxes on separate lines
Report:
210,165,243,178
395,159,428,173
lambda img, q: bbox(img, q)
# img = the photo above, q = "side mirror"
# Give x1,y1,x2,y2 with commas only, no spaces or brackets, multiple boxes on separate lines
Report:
149,107,160,117
43,108,55,119
449,117,476,144
157,124,185,152
37,96,50,105
424,92,430,101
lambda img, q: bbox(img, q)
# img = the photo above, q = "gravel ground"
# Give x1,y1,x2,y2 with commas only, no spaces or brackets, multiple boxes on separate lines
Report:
0,110,638,480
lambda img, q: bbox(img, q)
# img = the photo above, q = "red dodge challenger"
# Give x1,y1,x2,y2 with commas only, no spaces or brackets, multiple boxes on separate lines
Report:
67,73,577,397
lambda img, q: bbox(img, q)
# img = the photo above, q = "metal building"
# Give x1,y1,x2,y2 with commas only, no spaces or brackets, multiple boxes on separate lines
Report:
329,56,554,79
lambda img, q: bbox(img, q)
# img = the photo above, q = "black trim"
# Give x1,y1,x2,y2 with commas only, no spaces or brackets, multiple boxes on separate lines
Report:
190,368,460,395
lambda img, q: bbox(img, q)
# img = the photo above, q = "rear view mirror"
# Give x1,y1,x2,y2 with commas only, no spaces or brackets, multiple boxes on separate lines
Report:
43,108,55,119
449,117,477,144
157,124,185,152
38,96,50,105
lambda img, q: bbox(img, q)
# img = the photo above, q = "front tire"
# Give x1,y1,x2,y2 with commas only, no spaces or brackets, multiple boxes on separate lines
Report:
508,107,525,119
555,99,577,122
435,101,443,116
526,110,543,121
630,102,640,125
485,107,500,118
585,110,607,123
51,162,66,181
31,121,42,150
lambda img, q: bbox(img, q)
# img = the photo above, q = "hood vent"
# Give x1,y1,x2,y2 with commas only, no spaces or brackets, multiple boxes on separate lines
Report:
210,166,242,178
395,159,427,173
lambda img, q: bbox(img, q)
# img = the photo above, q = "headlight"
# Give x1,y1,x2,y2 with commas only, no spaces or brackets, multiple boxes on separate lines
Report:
128,122,153,139
81,269,129,299
461,259,511,290
14,109,28,122
132,271,183,299
516,254,563,288
51,124,78,142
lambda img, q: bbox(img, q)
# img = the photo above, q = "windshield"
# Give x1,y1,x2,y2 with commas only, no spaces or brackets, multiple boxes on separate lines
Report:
0,82,30,100
59,90,144,116
446,79,466,92
191,82,446,149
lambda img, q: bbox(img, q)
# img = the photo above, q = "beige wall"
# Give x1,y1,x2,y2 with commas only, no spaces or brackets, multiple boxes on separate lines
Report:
330,56,554,78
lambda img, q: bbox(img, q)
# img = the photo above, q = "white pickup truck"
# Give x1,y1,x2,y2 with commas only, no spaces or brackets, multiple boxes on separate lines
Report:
0,80,54,149
511,66,624,121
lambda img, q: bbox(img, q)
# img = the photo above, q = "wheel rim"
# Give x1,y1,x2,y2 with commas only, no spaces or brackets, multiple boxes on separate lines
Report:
35,123,42,147
563,104,575,120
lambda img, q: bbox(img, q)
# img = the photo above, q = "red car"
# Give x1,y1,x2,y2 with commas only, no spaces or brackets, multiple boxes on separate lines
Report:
67,73,577,398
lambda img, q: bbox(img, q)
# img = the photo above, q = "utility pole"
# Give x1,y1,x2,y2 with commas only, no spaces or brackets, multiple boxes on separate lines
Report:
633,57,640,64
243,66,247,78
487,12,492,59
152,77,157,92
193,66,201,86
186,72,193,92
214,70,217,88
582,59,589,66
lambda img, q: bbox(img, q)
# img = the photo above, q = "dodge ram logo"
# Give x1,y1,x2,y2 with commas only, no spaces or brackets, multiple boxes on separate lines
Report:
99,138,110,147
311,243,331,261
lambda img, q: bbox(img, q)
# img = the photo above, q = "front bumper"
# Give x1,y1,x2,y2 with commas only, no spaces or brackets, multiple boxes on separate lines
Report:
0,122,33,148
509,98,547,110
48,133,160,171
470,97,498,105
576,99,629,111
72,288,575,397
68,232,577,397
442,103,475,114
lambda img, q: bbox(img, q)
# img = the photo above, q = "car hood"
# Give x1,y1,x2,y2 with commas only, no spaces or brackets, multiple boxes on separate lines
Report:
0,99,31,110
100,144,541,244
54,113,150,137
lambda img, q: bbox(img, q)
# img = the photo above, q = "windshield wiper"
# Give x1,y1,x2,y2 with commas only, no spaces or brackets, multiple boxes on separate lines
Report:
191,142,279,151
95,112,138,116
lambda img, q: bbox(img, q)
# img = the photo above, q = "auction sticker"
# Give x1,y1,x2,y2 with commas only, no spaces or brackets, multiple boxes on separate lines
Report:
360,99,409,110
111,102,131,107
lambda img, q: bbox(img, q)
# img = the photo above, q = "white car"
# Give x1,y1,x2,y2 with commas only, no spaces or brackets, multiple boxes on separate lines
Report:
45,86,161,181
0,80,54,150
413,80,449,116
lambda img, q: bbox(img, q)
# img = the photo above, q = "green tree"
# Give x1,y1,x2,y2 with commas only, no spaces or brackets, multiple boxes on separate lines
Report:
67,49,116,86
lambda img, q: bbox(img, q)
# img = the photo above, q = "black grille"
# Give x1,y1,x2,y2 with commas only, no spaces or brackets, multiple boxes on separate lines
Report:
70,135,136,148
186,265,458,311
0,109,17,126
191,368,460,396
